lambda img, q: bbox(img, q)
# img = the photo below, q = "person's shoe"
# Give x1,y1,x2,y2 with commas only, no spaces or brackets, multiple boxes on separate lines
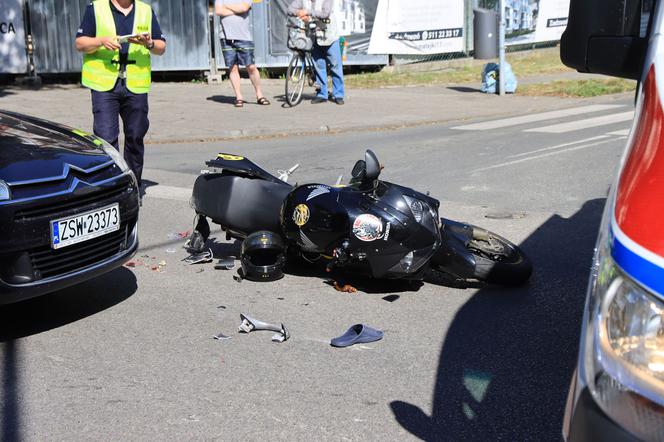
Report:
333,97,345,105
311,97,327,104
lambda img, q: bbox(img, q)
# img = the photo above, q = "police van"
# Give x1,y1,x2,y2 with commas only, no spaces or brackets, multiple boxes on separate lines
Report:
561,0,664,439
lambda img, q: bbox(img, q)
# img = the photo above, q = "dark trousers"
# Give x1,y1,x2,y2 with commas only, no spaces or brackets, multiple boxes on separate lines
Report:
91,79,149,186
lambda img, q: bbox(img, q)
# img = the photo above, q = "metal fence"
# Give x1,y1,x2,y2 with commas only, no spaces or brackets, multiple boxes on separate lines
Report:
22,0,559,75
28,0,211,73
26,0,386,74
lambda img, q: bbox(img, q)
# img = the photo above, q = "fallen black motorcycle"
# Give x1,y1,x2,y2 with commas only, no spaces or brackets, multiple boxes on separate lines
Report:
188,150,532,286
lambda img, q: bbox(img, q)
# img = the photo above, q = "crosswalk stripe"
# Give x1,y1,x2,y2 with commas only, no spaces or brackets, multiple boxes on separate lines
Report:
524,111,634,133
607,128,631,136
472,137,624,172
508,135,609,158
451,104,625,131
144,185,191,202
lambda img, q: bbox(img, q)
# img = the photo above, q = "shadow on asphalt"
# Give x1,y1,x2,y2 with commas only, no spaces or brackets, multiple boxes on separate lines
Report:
447,86,483,94
390,198,606,440
206,95,238,106
0,267,137,441
0,267,137,341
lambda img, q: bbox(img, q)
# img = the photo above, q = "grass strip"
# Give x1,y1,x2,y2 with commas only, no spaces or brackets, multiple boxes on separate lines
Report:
519,78,636,97
345,47,571,89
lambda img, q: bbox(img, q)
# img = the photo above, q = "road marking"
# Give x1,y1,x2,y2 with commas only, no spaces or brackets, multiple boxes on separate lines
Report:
473,137,625,172
451,105,625,131
508,135,609,158
144,185,191,202
524,111,634,133
607,128,631,136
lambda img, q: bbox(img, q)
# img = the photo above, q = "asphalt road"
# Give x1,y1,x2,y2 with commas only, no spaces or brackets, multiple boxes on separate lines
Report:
0,98,632,440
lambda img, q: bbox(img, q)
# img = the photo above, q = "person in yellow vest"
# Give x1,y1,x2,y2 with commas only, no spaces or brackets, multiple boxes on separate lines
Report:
75,0,166,188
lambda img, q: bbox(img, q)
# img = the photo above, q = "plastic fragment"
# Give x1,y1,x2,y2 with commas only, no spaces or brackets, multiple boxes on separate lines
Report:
182,249,213,265
213,332,231,341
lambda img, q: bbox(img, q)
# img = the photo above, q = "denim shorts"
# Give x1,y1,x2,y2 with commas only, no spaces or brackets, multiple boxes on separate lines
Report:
221,39,255,67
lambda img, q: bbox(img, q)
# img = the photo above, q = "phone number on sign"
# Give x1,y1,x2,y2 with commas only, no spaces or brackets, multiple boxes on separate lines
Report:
388,28,463,41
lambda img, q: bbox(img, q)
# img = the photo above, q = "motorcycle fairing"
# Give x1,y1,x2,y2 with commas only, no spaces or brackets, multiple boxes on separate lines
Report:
281,181,442,279
206,153,284,185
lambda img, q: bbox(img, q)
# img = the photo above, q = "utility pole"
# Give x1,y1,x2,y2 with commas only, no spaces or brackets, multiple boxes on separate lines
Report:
498,0,506,96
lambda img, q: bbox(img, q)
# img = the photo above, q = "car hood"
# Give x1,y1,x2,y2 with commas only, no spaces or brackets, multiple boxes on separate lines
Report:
0,111,112,185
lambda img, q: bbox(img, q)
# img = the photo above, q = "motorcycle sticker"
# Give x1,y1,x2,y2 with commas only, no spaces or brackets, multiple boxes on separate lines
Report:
383,222,391,241
293,204,310,227
306,185,331,201
217,153,244,161
353,214,384,242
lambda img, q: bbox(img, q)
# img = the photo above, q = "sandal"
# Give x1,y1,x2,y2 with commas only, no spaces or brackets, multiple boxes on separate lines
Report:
256,97,270,105
234,99,244,108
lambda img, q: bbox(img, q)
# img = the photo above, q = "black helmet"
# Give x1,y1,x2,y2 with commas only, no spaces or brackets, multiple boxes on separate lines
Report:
240,231,286,282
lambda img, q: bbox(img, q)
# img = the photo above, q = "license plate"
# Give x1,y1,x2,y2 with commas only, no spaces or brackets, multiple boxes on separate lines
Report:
51,204,120,249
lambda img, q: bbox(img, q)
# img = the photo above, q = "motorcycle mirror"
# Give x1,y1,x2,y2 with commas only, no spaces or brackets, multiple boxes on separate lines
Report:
364,149,381,181
351,160,366,180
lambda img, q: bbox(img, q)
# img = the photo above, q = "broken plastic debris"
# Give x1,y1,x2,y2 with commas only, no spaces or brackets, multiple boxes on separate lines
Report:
214,257,235,270
238,313,289,342
125,260,137,268
167,230,191,240
213,332,231,341
272,333,287,343
182,248,213,264
166,248,176,254
158,260,167,266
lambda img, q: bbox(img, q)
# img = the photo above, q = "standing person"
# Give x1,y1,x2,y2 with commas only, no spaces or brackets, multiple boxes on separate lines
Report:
75,0,166,188
216,0,270,107
288,0,345,105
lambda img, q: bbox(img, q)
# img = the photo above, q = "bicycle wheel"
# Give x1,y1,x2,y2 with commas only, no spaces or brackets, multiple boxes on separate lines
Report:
285,52,306,107
306,54,317,87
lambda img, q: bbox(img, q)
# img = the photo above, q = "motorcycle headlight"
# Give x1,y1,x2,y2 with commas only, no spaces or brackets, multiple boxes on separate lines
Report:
0,180,10,201
582,193,664,440
410,200,424,222
403,195,439,233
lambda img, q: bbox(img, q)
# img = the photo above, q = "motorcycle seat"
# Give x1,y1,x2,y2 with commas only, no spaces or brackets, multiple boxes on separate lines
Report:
191,173,292,235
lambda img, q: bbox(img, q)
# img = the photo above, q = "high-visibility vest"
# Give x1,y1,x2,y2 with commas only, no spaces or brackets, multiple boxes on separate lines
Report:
82,0,152,94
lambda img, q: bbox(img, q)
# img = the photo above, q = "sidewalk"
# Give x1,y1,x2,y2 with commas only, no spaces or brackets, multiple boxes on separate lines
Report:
0,76,630,144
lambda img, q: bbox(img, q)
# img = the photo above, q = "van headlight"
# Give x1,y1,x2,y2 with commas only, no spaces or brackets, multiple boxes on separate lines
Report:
0,180,10,201
582,210,664,440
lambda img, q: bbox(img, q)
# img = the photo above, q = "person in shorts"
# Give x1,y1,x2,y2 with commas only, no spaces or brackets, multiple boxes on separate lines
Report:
215,0,269,107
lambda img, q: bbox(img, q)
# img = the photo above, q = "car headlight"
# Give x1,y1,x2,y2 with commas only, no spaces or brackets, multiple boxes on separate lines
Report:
582,193,664,440
101,142,130,173
0,180,10,201
100,140,138,188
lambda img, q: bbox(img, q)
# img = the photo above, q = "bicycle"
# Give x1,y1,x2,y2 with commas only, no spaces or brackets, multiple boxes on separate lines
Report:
284,17,329,107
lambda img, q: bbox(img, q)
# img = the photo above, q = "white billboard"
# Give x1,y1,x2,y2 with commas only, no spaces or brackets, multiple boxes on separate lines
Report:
506,0,569,46
0,0,27,74
368,0,464,55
